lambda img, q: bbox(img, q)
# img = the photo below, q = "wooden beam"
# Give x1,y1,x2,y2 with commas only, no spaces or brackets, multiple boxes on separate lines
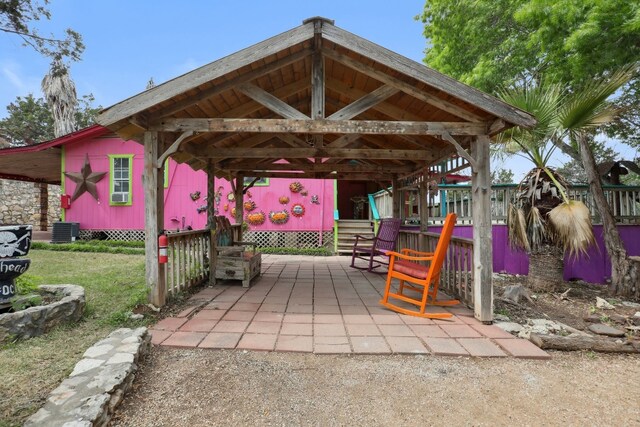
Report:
224,161,414,173
322,24,537,128
157,131,195,167
144,131,166,307
236,83,309,119
98,25,314,126
322,48,485,123
440,132,478,170
471,135,493,323
311,20,325,150
206,161,217,286
327,85,399,120
392,175,402,219
150,118,487,136
199,147,436,160
234,174,244,237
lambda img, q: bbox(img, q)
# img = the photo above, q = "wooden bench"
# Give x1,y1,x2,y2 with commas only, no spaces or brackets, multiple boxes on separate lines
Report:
214,216,261,287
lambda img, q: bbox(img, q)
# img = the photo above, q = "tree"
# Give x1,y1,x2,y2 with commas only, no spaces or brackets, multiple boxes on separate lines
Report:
0,0,84,61
420,0,640,144
556,140,617,184
491,168,514,184
501,67,638,298
0,93,98,146
42,59,77,137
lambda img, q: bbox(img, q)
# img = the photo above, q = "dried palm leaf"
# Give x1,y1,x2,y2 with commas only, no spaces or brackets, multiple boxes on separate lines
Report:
527,206,547,252
508,204,530,251
548,200,595,258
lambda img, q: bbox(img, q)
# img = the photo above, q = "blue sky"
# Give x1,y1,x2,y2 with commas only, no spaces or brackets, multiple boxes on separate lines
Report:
0,1,426,112
1,1,635,179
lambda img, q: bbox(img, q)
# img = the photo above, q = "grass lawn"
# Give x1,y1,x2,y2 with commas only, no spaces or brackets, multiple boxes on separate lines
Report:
0,250,149,427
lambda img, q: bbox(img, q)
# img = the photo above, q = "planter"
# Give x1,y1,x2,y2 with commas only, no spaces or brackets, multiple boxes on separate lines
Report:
0,225,32,305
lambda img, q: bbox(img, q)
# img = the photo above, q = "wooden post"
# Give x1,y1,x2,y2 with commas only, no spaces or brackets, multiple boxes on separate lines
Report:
419,177,429,252
206,161,217,286
235,173,245,240
392,175,401,220
471,135,493,322
144,131,166,307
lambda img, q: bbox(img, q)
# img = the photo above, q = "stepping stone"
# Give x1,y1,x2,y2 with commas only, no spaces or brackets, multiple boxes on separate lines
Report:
588,323,625,337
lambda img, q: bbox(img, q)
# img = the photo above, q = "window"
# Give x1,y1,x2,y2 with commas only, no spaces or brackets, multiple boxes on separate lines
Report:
243,177,269,186
109,155,133,205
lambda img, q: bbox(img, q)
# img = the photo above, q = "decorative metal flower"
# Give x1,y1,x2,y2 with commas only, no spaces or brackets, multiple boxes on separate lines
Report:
289,181,303,193
279,196,290,204
269,209,290,224
246,211,266,226
291,203,305,218
244,200,257,211
311,195,320,204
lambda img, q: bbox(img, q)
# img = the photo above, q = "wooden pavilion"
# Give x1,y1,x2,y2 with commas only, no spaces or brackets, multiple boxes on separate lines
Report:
96,17,535,322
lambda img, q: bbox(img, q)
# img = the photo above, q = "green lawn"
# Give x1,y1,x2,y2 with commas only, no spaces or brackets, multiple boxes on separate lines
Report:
0,250,149,426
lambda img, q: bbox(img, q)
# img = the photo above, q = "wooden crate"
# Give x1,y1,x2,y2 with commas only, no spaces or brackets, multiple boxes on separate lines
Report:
215,247,261,287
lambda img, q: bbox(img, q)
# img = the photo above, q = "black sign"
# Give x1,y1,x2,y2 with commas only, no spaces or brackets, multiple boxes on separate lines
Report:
0,225,32,258
0,259,31,303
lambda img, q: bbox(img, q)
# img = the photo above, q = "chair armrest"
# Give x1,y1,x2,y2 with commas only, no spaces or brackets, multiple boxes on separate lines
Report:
235,241,257,253
387,250,434,262
401,248,434,257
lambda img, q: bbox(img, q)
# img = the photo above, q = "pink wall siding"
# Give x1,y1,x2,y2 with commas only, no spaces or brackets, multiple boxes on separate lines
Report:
64,137,335,232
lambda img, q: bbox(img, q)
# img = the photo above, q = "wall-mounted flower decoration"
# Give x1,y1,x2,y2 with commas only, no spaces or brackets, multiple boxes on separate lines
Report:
300,189,308,196
291,203,305,218
190,191,201,201
215,186,223,205
197,205,207,213
246,211,266,226
246,190,252,198
279,196,290,205
227,192,235,201
223,203,229,211
269,210,290,224
289,181,303,193
311,195,320,204
244,200,257,211
231,207,236,217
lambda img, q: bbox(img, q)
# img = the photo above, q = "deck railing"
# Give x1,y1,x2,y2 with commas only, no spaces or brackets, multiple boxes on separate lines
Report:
373,184,640,225
165,229,210,298
398,230,474,307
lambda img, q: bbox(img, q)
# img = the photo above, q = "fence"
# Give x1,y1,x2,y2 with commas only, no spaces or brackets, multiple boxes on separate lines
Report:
398,229,474,307
165,229,210,298
373,184,640,225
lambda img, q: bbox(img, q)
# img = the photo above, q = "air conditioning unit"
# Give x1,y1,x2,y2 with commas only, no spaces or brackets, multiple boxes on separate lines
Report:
52,222,80,243
111,193,129,203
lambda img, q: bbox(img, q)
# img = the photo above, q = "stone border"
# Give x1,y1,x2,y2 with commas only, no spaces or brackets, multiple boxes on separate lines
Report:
25,327,151,426
0,284,85,342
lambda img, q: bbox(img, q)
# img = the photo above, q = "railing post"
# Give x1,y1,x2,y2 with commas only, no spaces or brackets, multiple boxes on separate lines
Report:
419,178,429,253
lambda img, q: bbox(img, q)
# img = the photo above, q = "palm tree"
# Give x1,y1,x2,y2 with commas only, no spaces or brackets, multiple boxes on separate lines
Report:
500,66,638,297
499,83,595,291
41,59,78,231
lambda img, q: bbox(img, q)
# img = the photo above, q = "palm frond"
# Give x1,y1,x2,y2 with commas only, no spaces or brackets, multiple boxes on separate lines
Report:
548,200,596,258
527,206,547,253
559,64,636,132
507,204,530,252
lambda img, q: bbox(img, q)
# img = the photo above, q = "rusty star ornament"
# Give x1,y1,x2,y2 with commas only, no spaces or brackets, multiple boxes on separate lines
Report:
64,154,107,201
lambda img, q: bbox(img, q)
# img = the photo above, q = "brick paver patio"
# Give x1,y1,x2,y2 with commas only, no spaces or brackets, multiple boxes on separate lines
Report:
150,255,550,359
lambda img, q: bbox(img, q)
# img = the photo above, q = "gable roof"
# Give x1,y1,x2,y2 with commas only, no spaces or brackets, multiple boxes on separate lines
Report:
97,17,536,182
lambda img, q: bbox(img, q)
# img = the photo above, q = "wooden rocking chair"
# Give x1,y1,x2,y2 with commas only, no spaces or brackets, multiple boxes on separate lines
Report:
380,213,459,319
350,218,402,273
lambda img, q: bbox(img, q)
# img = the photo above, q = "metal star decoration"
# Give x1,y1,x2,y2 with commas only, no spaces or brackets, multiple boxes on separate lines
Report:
64,154,107,201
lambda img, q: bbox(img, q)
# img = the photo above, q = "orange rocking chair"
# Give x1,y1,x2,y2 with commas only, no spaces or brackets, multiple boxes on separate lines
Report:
380,213,459,319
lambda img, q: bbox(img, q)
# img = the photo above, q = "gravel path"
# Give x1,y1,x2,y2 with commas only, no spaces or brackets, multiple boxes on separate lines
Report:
112,348,640,426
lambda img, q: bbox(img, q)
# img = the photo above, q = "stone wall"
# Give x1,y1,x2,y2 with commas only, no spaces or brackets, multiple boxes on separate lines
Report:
0,180,61,229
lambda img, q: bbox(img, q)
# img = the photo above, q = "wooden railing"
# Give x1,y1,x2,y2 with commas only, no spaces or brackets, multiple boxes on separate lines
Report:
165,229,210,298
373,184,640,225
398,230,474,307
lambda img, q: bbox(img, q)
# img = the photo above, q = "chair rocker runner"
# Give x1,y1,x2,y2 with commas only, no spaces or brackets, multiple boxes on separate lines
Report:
350,218,402,273
380,213,459,319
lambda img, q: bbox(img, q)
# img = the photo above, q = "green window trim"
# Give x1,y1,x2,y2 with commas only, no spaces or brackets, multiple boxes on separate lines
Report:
164,161,169,188
243,177,269,186
108,154,134,206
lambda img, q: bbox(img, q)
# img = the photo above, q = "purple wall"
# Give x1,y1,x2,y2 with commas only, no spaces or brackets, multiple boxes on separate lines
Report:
424,224,640,285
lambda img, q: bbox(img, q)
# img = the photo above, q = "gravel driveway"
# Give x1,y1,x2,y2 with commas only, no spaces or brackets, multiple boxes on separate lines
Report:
112,348,640,426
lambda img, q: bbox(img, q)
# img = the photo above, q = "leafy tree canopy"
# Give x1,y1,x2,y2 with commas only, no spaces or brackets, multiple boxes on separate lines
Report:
0,0,84,61
0,93,99,146
420,0,640,144
491,168,515,184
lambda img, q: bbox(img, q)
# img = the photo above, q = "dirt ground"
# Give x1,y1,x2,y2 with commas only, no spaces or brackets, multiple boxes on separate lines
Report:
112,348,639,426
112,275,640,426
